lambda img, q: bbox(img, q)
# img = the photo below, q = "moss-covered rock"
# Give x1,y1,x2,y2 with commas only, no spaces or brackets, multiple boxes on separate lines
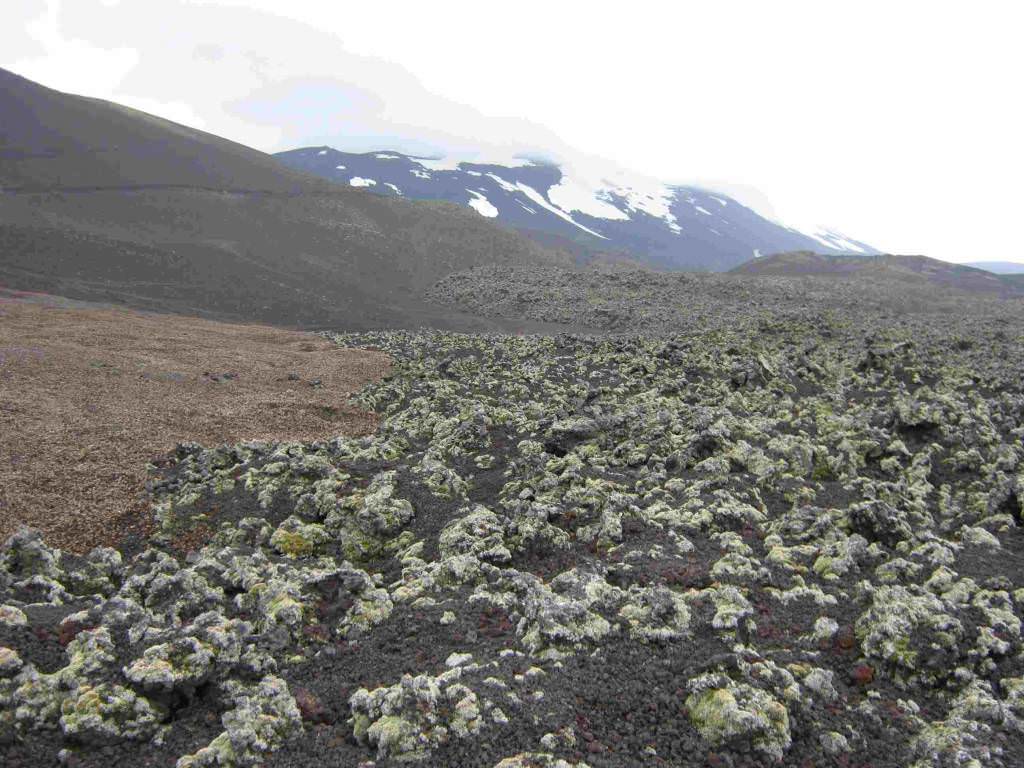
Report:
60,683,164,743
686,674,792,760
0,605,28,627
176,675,302,767
0,647,23,678
617,585,690,642
350,670,483,760
493,754,592,768
439,505,511,564
269,517,331,558
124,637,216,692
856,585,965,682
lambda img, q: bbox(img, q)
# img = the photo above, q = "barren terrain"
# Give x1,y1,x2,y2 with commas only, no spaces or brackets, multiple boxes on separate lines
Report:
0,289,387,552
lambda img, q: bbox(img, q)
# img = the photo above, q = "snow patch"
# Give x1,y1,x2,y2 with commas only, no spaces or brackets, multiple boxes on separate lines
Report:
466,189,498,218
712,196,728,207
410,169,431,179
317,149,328,155
516,184,606,238
385,183,402,195
547,176,629,221
518,202,537,214
803,231,842,252
374,153,401,160
486,173,518,193
603,178,681,233
817,230,867,254
783,220,870,255
694,206,712,216
465,170,482,177
484,172,605,236
798,228,867,254
410,154,535,172
335,165,346,170
349,177,376,188
754,248,763,258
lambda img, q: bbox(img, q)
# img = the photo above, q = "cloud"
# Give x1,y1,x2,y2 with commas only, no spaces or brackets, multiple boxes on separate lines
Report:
3,0,1022,262
5,1,570,161
11,0,138,96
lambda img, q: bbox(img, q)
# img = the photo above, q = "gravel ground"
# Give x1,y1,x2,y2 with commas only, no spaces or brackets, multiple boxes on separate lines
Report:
0,295,387,552
426,263,1024,333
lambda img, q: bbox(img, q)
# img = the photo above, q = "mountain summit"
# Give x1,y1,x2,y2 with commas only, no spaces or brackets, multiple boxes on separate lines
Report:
276,147,878,271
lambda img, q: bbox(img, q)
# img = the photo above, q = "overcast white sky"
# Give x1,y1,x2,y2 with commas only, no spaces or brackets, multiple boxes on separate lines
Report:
4,0,1023,262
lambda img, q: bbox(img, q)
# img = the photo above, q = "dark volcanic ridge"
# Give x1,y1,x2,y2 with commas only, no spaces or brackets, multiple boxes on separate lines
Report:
3,277,1024,767
733,251,1021,296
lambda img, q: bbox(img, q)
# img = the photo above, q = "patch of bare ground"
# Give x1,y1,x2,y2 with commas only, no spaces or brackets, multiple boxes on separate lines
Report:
0,290,389,553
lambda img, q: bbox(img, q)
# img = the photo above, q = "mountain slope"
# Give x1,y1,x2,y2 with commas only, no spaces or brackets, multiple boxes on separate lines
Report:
0,68,570,330
276,147,878,271
0,67,317,192
731,251,1022,295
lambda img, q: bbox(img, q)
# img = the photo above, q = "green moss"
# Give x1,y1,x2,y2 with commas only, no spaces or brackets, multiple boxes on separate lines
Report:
269,518,332,558
687,682,791,760
59,683,164,742
811,452,835,482
367,714,417,757
273,531,314,558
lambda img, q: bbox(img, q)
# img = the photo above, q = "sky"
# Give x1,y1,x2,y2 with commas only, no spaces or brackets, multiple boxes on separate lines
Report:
4,0,1023,263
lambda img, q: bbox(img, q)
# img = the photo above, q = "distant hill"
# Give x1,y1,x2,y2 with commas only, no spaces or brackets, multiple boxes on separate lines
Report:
0,68,570,330
276,147,879,272
966,261,1024,274
731,251,1022,296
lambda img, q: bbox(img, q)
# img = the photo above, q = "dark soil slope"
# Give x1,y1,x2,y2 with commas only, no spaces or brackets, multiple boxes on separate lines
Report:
0,68,317,192
0,68,569,329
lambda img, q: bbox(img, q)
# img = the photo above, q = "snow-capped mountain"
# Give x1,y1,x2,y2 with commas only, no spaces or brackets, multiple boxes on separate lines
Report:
275,147,877,271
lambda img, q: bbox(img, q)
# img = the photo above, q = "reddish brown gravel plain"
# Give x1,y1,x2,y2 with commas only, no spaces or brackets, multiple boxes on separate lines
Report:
0,290,389,553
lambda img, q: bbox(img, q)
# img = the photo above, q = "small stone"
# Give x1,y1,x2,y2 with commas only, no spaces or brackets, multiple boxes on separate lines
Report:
836,626,856,650
851,664,875,686
294,687,332,724
59,617,93,647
